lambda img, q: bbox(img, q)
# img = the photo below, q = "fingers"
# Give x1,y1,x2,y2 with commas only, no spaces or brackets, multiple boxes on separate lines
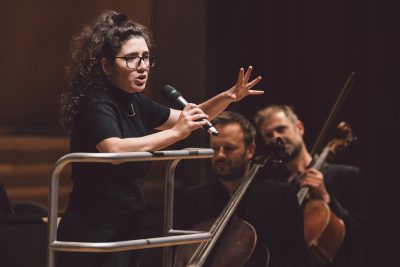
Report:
300,179,330,202
228,66,263,102
304,168,322,177
298,169,329,201
300,179,320,188
299,169,324,186
236,68,244,84
243,66,253,83
248,90,264,95
191,113,209,122
181,103,209,124
173,104,210,140
306,168,323,178
237,66,262,89
184,103,208,116
182,103,197,111
237,66,254,84
300,172,326,192
247,75,262,89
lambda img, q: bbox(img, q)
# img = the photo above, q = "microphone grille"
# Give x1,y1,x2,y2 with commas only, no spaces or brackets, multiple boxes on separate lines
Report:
161,85,182,101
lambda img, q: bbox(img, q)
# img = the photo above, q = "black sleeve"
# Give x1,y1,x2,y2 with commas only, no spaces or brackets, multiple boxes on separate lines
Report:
325,166,366,267
327,166,366,243
137,94,170,131
279,185,314,267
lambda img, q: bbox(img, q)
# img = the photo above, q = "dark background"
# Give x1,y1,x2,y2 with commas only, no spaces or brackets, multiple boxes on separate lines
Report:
0,0,397,266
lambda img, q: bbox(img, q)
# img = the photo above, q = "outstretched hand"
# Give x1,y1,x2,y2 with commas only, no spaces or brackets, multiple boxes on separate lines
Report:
225,66,264,102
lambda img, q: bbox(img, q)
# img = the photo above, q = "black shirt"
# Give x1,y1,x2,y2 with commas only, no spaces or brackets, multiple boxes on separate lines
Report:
261,162,366,267
68,85,170,215
322,163,366,267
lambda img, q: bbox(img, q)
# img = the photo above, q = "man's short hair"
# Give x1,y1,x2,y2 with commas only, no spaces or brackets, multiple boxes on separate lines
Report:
254,105,299,130
212,111,256,147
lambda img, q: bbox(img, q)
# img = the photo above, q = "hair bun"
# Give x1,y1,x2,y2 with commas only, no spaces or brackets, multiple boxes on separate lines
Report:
112,13,127,25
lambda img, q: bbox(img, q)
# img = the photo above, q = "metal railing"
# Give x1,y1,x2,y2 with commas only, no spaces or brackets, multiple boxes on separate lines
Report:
48,148,214,267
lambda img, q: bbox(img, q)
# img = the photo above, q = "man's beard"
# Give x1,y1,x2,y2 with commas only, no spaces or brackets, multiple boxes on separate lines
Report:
265,137,302,163
212,156,249,182
285,142,302,162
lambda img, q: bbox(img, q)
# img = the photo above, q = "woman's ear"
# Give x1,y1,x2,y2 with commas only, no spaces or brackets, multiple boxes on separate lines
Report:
100,58,111,76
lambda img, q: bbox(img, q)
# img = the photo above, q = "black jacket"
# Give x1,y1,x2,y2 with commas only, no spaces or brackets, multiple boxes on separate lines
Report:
322,163,366,267
265,162,366,267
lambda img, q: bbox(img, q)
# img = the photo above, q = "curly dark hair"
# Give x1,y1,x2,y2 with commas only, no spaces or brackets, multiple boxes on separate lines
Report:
60,10,154,132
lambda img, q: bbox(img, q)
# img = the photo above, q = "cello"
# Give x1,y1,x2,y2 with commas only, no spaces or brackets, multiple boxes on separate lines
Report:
297,121,356,265
295,72,357,265
173,141,286,267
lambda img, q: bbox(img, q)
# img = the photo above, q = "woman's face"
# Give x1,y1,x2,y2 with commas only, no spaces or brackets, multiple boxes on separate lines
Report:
108,36,151,93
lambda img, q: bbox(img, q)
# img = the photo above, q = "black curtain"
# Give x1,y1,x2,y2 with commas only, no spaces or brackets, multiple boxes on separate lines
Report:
205,0,397,266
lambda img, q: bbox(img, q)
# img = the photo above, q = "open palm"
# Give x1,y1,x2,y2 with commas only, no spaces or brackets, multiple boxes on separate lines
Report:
226,66,264,102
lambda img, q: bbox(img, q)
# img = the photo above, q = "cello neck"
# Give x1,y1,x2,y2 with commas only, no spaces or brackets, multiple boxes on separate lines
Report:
187,155,271,266
297,147,331,205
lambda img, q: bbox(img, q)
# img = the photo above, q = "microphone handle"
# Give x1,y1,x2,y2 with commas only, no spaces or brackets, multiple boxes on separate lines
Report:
176,96,219,136
202,120,219,136
176,96,189,107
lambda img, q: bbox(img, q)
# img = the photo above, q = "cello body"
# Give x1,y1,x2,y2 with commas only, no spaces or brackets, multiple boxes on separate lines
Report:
173,217,270,267
303,199,345,265
296,121,355,265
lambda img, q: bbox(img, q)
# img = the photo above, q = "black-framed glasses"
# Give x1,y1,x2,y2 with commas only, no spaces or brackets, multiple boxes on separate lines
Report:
115,54,155,70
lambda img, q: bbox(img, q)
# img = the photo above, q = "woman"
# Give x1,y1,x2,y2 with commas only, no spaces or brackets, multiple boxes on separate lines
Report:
58,10,263,267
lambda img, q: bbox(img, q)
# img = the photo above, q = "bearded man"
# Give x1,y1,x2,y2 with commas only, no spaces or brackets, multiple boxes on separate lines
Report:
175,111,313,267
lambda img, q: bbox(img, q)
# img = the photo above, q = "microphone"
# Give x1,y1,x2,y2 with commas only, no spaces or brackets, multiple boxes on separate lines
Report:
161,85,219,136
265,137,291,162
